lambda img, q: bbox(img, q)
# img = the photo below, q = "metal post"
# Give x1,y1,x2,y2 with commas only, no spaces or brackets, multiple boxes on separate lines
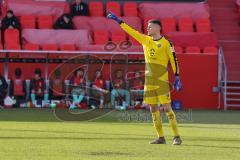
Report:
217,48,222,109
4,52,9,80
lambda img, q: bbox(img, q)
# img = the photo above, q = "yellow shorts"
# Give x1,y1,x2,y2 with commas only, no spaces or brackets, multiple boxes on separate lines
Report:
143,85,171,105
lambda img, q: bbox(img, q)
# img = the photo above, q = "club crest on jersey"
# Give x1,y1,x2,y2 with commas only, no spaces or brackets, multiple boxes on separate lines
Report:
157,43,162,48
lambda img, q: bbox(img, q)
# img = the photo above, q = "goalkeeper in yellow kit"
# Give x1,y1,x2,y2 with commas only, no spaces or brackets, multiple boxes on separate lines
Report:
107,11,182,145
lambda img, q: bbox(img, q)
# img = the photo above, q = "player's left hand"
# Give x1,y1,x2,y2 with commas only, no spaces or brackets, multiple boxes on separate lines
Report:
173,76,182,92
107,11,122,24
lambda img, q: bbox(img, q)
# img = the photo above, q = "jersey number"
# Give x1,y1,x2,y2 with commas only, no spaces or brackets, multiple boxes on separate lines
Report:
150,49,155,57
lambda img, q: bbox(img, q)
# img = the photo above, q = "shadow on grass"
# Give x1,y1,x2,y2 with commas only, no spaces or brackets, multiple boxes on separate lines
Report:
87,151,135,156
0,136,150,141
180,125,240,130
0,128,151,137
0,109,240,124
183,144,240,150
184,136,240,143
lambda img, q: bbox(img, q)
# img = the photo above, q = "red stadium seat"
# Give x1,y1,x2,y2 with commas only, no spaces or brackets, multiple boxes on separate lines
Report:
106,2,121,16
24,43,39,50
129,36,141,46
161,17,176,33
89,1,104,16
5,44,21,50
22,29,93,48
4,29,20,49
93,30,109,45
122,17,142,32
138,3,210,20
186,46,201,54
178,17,194,32
38,15,53,29
111,31,127,43
13,79,25,96
196,18,211,32
20,15,36,29
107,19,122,32
203,46,218,54
60,44,76,51
73,16,90,29
42,44,58,51
22,44,43,59
89,17,108,31
123,2,138,17
174,46,183,54
237,0,240,12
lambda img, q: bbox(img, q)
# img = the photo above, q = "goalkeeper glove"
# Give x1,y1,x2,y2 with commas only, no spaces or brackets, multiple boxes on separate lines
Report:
107,11,123,24
173,76,182,92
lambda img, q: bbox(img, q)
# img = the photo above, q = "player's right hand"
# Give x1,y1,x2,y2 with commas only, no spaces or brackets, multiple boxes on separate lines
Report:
107,11,122,24
173,76,182,92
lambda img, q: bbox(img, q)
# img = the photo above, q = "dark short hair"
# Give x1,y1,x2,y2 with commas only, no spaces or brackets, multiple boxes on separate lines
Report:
35,68,41,76
54,69,61,77
7,10,14,15
148,19,162,27
15,68,22,77
74,68,84,76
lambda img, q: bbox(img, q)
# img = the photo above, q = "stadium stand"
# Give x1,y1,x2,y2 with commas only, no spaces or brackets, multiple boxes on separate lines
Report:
236,0,240,12
106,1,121,17
37,15,53,29
41,44,58,51
111,31,127,43
178,17,194,32
5,0,69,19
185,46,201,54
123,2,138,17
196,18,211,32
20,15,36,29
73,16,142,34
89,1,104,17
203,46,218,55
166,32,218,48
93,30,109,45
23,43,39,50
22,43,46,59
4,29,20,49
174,46,184,54
161,17,177,33
22,29,92,47
0,0,223,109
60,44,76,51
138,2,210,19
0,44,3,50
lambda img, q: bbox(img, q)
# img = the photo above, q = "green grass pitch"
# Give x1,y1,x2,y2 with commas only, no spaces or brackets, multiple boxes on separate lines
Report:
0,109,240,160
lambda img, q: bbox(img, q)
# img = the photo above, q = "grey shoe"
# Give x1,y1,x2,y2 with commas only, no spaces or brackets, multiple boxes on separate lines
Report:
150,137,166,144
173,136,182,145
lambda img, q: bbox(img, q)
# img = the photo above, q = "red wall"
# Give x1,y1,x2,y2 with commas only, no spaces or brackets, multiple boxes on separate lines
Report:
171,53,218,109
1,53,218,109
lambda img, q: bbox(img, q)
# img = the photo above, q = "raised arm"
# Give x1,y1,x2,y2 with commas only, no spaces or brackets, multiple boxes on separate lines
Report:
107,11,146,44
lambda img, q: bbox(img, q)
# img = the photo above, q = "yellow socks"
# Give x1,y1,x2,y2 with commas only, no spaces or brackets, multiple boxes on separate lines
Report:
151,110,164,137
166,109,180,137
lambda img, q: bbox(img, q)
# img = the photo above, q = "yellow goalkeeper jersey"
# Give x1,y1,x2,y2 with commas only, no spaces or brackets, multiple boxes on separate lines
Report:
120,23,179,83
